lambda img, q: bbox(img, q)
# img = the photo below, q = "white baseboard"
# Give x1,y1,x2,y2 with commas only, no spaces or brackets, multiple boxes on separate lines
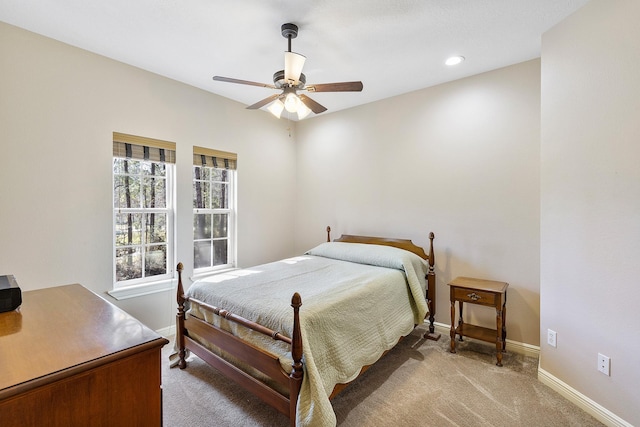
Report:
432,322,540,358
538,368,632,427
156,324,175,338
505,338,540,358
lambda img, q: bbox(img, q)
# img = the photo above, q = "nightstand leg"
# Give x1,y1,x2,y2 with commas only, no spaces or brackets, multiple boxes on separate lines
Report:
458,301,464,341
496,308,503,367
449,300,456,353
502,301,507,352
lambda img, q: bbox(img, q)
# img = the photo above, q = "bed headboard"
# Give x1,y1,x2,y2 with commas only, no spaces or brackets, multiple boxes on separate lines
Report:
326,226,434,263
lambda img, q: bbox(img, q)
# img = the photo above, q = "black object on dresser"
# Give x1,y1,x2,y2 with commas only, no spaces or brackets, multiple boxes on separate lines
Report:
0,275,21,313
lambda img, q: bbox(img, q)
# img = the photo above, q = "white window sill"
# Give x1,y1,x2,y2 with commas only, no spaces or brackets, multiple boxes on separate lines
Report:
107,278,175,301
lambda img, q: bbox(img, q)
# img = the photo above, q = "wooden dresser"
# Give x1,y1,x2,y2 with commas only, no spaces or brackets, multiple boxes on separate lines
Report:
0,284,169,426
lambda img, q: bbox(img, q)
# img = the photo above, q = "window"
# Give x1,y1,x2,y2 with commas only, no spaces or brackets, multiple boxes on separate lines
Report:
193,146,237,273
112,133,176,289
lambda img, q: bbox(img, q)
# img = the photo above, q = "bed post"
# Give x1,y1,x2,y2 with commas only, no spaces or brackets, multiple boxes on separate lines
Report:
326,225,331,242
176,262,188,368
424,232,441,341
289,292,303,427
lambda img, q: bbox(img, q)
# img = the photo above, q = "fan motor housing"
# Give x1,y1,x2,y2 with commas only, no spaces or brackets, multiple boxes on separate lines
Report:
273,70,306,89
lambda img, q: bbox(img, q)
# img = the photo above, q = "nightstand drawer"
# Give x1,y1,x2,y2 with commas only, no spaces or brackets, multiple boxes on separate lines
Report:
452,287,498,306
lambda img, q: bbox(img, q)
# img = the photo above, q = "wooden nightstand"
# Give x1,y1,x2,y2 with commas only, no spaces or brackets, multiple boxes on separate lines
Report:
448,276,509,366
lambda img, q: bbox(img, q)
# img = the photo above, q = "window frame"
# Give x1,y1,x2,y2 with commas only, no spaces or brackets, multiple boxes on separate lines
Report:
192,146,237,276
192,164,236,274
110,133,177,295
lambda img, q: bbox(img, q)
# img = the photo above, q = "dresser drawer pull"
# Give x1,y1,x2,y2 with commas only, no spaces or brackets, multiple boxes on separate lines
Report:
467,292,482,301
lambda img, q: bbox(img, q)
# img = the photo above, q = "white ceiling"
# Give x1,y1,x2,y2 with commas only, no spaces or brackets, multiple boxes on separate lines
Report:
0,0,590,117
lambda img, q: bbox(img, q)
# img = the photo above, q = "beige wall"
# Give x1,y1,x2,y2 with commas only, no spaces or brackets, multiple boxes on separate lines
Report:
5,5,636,422
296,60,541,346
541,0,640,424
0,21,298,331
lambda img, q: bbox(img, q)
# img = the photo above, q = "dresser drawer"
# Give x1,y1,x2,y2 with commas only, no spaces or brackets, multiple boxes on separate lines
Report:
452,287,499,306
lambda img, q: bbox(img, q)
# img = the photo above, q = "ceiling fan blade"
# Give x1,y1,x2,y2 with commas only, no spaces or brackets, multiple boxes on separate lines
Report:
284,52,306,84
213,76,276,89
305,81,363,92
298,94,327,114
246,94,281,110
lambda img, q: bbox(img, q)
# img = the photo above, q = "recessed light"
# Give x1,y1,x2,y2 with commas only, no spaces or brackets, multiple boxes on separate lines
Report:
445,56,465,66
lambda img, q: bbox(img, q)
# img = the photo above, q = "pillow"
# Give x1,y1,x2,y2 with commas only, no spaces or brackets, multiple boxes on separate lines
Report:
305,241,427,275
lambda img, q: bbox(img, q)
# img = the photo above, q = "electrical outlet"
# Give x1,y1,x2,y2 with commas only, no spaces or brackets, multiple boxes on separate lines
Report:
547,329,557,347
598,353,610,376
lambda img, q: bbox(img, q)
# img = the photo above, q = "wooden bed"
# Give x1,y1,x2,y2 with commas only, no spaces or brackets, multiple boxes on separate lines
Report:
175,227,439,426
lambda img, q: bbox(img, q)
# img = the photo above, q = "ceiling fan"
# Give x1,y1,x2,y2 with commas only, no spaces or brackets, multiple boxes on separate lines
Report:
212,23,363,120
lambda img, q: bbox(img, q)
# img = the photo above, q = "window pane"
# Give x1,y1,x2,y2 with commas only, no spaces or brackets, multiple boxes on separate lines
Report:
212,239,228,266
194,214,211,239
193,167,203,209
131,176,143,208
145,245,167,276
211,183,228,209
211,168,228,182
143,176,166,208
121,159,141,175
113,175,128,207
193,180,210,209
115,213,142,246
212,214,228,238
116,247,142,281
128,175,141,208
114,175,141,209
143,162,166,176
193,166,210,181
146,213,166,243
194,241,212,269
155,178,167,207
113,158,126,174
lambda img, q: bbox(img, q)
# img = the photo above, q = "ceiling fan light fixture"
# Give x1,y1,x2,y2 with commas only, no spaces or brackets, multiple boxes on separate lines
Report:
267,99,285,118
297,102,312,120
284,52,306,84
284,92,300,113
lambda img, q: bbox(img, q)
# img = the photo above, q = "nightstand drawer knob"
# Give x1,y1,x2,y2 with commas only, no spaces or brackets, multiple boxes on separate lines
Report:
467,292,481,301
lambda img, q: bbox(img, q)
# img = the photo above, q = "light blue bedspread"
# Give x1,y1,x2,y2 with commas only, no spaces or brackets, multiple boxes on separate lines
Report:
186,242,429,426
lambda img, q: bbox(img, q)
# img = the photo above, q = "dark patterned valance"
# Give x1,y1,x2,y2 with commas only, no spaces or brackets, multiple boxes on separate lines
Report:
113,132,176,164
193,146,237,170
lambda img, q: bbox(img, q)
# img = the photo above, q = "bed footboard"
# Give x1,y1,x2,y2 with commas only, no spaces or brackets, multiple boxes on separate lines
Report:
175,263,303,426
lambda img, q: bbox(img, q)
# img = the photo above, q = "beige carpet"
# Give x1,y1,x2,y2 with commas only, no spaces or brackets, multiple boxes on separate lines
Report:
162,326,603,426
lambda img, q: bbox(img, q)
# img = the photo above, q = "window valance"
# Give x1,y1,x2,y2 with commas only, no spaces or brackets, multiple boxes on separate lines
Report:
113,132,176,164
193,146,237,170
